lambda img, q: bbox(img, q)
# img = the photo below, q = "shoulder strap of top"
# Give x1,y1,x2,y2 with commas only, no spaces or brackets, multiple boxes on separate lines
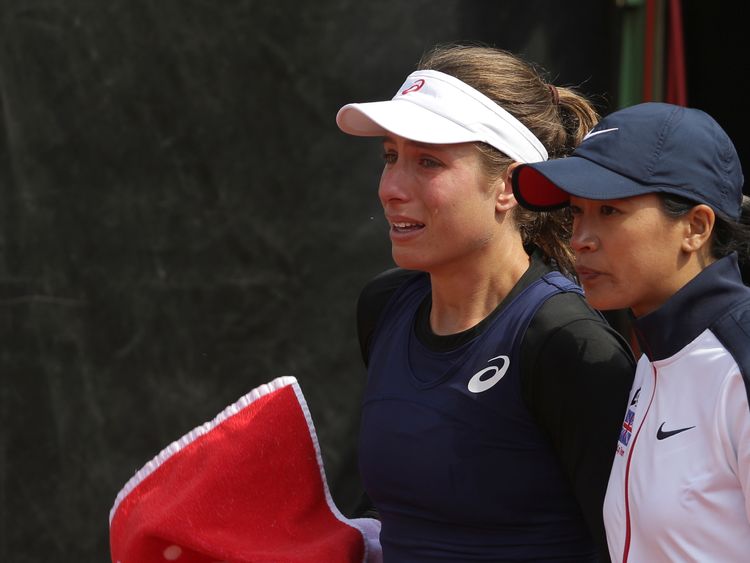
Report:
540,271,584,295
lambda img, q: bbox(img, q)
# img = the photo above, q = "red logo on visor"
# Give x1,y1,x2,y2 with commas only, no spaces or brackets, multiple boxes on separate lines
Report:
401,79,425,95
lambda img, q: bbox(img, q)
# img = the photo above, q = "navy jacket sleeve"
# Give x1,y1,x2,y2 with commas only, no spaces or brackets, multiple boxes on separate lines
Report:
521,293,636,563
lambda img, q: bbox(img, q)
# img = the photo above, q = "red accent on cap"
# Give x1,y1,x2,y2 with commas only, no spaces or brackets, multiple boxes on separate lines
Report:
516,166,569,208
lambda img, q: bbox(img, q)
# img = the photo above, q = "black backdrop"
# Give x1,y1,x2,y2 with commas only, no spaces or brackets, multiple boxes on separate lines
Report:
0,2,743,561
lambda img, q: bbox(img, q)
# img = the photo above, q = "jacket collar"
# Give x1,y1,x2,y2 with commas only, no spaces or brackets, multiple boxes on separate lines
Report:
633,253,748,361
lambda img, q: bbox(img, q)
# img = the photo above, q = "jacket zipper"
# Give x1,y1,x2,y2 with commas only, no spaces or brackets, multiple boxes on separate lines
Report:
622,364,658,563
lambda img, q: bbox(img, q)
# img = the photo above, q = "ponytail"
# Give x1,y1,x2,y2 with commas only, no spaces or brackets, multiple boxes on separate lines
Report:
554,87,599,157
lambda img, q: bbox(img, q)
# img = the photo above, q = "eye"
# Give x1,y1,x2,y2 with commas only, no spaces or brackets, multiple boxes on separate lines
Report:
382,151,397,165
418,157,442,169
600,205,619,216
569,204,582,216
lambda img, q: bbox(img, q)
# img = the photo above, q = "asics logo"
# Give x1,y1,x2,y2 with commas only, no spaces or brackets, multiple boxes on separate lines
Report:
401,79,425,95
468,355,510,393
583,127,619,141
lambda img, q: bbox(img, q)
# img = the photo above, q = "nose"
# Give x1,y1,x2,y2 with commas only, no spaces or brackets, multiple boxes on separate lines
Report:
378,162,410,207
570,218,598,253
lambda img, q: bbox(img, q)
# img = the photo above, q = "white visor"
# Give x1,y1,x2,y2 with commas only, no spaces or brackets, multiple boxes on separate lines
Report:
336,69,548,163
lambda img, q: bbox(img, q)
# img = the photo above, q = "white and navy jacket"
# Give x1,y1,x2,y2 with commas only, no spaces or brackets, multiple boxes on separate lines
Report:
603,253,750,562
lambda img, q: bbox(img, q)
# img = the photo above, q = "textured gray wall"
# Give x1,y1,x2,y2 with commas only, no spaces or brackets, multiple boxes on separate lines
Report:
0,1,630,561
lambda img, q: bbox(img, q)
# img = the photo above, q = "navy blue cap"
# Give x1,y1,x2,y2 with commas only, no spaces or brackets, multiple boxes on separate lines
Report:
512,102,744,220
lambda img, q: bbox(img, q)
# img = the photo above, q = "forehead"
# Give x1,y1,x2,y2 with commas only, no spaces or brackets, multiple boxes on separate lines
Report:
381,135,477,153
569,193,662,208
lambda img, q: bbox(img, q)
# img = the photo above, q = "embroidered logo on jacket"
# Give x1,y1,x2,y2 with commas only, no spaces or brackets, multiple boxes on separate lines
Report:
467,355,510,393
617,387,641,456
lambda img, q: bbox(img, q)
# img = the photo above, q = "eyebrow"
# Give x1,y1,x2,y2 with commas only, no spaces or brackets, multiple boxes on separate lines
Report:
571,196,632,206
382,135,444,150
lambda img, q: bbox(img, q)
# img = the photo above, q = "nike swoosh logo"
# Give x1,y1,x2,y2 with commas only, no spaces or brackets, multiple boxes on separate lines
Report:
583,127,619,141
468,355,510,393
656,422,696,440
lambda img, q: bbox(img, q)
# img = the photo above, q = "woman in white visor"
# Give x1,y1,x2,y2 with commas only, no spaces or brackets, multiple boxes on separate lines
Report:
336,44,635,562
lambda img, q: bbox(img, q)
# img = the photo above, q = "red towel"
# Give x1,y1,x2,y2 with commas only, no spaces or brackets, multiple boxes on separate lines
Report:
109,376,380,563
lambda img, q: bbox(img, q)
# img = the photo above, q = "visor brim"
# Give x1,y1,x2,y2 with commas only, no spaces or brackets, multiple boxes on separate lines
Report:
336,100,482,145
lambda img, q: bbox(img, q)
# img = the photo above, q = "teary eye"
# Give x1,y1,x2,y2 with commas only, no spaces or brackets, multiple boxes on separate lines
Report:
418,157,441,168
382,151,397,165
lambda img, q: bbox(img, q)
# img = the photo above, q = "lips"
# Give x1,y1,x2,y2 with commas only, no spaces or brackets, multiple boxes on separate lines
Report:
391,221,425,233
386,214,425,235
575,265,603,281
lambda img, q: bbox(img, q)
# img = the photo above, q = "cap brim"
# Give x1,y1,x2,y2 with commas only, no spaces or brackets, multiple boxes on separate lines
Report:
336,100,481,145
512,156,659,211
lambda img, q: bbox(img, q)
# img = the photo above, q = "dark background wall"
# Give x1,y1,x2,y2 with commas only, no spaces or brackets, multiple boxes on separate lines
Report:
0,1,743,561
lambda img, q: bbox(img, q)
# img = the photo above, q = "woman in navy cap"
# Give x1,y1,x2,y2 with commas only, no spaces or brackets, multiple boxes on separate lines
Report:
336,44,635,562
512,101,750,562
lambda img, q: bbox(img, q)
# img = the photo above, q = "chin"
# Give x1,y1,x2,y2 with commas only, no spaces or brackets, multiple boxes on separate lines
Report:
391,252,427,272
581,289,625,312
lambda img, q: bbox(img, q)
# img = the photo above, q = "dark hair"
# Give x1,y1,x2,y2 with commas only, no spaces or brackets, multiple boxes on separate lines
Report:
660,193,750,266
416,44,599,277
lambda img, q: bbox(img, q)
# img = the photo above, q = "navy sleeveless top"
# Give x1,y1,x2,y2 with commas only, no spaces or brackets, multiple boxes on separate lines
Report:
359,271,598,561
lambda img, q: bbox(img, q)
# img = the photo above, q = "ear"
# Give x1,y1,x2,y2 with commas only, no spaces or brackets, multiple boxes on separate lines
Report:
495,162,522,213
682,204,715,254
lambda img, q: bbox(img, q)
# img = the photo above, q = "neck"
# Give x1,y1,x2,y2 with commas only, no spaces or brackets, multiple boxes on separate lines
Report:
428,241,530,335
632,251,716,318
